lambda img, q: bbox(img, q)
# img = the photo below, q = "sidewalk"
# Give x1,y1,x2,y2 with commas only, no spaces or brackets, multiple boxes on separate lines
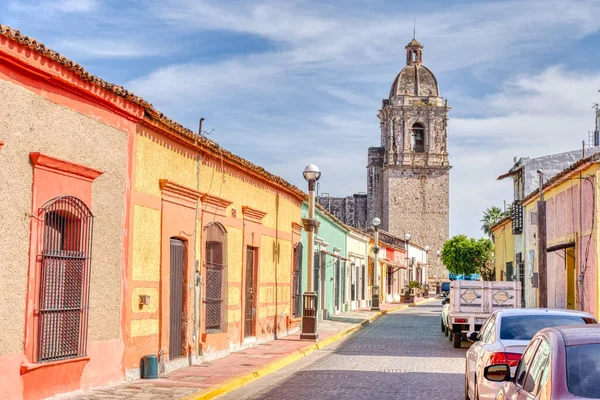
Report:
52,300,430,400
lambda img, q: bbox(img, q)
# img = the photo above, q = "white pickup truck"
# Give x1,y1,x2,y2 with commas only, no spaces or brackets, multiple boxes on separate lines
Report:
442,280,521,348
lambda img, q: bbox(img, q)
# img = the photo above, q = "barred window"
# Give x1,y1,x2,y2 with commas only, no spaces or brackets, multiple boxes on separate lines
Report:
204,223,227,332
37,196,93,362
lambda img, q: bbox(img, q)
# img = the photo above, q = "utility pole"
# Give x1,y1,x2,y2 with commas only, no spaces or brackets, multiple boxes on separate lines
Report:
537,170,547,308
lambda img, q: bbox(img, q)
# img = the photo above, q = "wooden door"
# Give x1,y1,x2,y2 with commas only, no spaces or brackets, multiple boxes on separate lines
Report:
169,238,185,359
244,247,256,338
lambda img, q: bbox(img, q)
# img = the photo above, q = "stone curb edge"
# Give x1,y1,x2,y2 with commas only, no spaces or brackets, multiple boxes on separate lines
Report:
184,299,430,400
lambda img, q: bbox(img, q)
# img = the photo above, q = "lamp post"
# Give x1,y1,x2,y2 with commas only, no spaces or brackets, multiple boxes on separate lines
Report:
371,217,381,311
424,245,430,285
424,245,430,296
435,250,441,294
300,164,321,341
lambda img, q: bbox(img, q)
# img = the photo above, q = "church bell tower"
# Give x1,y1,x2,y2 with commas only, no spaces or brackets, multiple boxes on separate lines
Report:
367,38,451,278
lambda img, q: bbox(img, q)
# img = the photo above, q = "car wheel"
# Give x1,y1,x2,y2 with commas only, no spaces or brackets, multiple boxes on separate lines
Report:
453,330,461,348
449,329,453,341
444,324,449,337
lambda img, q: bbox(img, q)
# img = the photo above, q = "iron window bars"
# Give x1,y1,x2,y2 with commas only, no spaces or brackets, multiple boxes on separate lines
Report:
204,223,227,332
37,196,93,363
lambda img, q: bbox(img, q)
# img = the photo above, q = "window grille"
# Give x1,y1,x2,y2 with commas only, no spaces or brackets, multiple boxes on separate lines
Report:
292,243,303,317
204,223,227,332
37,196,93,362
512,201,523,234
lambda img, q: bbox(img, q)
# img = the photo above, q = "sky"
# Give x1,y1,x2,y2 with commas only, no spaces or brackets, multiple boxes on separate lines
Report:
4,0,600,239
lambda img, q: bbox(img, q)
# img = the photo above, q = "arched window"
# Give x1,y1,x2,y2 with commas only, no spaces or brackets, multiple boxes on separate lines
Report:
38,196,93,362
292,243,303,317
204,222,227,332
412,123,425,153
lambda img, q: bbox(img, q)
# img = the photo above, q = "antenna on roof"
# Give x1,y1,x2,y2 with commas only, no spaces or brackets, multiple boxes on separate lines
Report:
413,18,416,40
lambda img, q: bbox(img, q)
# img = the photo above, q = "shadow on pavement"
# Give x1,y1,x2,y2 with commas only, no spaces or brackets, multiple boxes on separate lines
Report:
245,370,465,400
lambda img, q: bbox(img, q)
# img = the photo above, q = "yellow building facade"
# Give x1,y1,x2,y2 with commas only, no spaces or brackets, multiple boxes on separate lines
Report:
124,114,304,377
491,216,514,281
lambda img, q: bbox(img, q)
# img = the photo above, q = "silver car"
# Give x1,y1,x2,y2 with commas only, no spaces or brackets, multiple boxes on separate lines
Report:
465,308,597,400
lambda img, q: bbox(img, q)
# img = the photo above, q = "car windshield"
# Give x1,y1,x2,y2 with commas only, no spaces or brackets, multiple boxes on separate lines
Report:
567,344,600,398
499,315,591,340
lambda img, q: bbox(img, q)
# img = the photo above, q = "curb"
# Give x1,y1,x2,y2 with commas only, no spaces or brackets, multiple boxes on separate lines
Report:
184,300,431,400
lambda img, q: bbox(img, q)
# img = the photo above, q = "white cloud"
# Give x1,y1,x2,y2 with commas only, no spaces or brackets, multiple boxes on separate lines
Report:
450,67,600,237
54,38,167,59
9,0,98,13
7,0,600,240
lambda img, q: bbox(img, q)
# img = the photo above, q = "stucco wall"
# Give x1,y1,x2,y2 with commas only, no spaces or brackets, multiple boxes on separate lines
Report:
0,80,127,354
300,204,347,317
128,127,302,367
492,220,514,281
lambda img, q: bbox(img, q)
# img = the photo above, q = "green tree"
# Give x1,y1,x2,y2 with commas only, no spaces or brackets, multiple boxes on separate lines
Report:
440,235,495,281
481,206,506,238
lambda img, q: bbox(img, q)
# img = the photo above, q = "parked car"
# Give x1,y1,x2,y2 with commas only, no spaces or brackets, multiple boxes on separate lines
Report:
441,297,451,336
486,324,600,399
465,309,597,400
441,281,451,296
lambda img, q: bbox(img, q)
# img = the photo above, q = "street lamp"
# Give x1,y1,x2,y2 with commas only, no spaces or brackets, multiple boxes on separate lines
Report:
371,217,381,311
404,233,411,282
300,164,321,341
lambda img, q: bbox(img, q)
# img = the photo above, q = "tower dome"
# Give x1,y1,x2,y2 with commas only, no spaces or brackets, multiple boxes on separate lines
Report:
389,39,439,98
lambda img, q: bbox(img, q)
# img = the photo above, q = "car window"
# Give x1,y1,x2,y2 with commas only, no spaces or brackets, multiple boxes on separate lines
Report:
567,343,600,398
515,338,541,388
499,315,592,340
480,315,496,343
524,338,551,394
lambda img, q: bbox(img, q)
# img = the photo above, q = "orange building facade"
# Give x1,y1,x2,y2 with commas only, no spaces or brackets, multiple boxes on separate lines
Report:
0,26,142,399
0,25,305,399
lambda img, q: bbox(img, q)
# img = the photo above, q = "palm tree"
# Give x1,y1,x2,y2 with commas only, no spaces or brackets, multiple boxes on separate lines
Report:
481,206,505,239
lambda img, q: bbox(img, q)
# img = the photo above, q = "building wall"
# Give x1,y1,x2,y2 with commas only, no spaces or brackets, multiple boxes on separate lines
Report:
300,204,347,319
526,165,598,317
492,220,514,281
125,124,303,377
383,167,449,281
0,61,132,398
347,231,370,310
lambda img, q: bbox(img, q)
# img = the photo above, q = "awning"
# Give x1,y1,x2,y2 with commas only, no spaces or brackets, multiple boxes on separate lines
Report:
546,242,575,252
497,169,519,181
369,256,406,269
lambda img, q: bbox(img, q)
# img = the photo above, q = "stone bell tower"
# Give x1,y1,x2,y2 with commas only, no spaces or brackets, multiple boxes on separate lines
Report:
367,38,451,278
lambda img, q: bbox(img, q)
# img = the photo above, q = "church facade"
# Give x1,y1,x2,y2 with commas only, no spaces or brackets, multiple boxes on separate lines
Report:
319,38,450,282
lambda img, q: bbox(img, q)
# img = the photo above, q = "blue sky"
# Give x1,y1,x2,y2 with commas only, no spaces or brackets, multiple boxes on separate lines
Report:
4,0,600,241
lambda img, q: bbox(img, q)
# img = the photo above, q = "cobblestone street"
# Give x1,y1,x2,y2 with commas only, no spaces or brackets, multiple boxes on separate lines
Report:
220,301,467,400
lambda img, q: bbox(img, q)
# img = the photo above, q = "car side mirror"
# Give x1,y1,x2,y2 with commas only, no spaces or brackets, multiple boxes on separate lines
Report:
466,331,479,342
484,364,511,382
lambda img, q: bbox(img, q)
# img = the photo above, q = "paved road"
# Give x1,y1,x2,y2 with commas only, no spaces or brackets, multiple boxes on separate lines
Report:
219,300,468,400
